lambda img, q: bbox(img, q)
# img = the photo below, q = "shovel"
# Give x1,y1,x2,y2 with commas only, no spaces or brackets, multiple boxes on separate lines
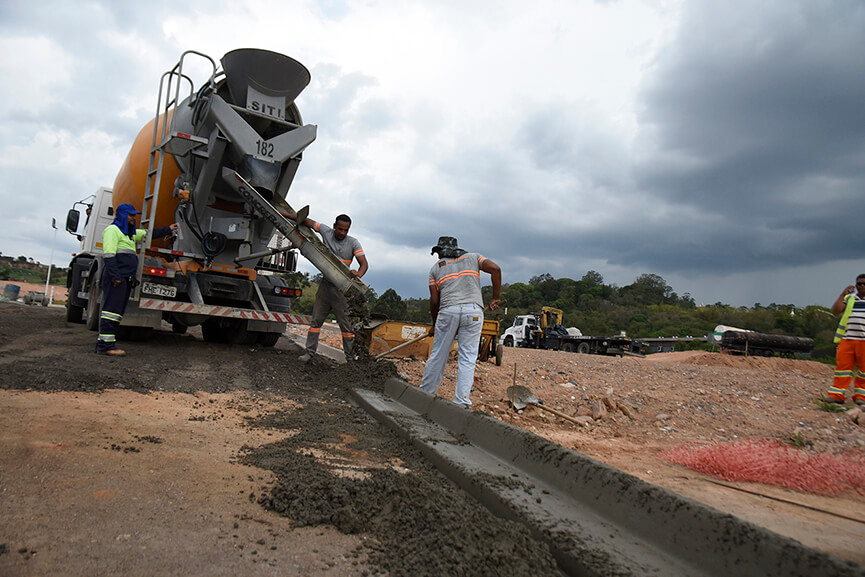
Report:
374,334,429,360
507,385,582,425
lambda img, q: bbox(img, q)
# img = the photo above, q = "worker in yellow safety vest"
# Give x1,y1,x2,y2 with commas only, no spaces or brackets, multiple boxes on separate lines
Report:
95,203,176,356
827,273,865,405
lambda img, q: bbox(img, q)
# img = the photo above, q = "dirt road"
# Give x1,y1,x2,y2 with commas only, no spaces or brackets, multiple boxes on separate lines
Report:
1,302,863,575
0,303,558,576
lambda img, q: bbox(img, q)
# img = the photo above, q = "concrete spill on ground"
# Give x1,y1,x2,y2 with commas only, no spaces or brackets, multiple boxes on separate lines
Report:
0,303,562,576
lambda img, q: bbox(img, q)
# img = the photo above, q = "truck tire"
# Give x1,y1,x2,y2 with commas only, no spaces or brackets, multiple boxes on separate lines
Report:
117,326,153,341
495,343,503,366
257,332,281,347
577,342,590,354
561,342,576,353
226,320,257,345
201,319,227,343
66,301,84,323
504,336,514,347
202,318,257,345
86,282,101,332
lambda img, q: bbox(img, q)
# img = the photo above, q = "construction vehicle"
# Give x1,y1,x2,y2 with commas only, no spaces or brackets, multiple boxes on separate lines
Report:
64,49,367,345
478,318,504,366
501,307,644,356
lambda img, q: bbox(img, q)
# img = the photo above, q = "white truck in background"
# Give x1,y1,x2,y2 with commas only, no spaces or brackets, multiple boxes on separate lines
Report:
501,307,644,357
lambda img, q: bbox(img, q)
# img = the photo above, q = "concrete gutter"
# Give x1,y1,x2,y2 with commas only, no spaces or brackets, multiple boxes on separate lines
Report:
283,329,345,363
352,377,865,577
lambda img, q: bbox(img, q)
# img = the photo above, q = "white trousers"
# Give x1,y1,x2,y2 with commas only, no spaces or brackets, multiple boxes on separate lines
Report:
420,303,483,406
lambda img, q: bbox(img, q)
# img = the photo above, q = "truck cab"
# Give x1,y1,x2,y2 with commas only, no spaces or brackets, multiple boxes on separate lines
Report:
501,315,536,347
66,187,114,255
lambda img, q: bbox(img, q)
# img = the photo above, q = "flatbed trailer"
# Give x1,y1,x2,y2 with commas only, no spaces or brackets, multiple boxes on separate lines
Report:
501,307,645,357
562,334,645,357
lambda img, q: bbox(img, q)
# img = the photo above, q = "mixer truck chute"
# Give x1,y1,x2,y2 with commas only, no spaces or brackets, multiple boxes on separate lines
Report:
64,49,366,346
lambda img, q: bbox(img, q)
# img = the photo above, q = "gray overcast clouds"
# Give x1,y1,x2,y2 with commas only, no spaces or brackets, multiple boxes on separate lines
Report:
1,0,863,307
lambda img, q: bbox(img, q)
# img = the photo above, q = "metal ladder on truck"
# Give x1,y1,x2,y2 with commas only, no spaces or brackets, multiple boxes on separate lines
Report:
132,51,216,300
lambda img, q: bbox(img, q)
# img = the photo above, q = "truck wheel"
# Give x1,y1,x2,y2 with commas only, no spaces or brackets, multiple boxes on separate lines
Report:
202,318,256,345
171,323,188,334
201,319,227,343
495,343,504,366
66,302,84,323
504,336,514,347
86,282,101,332
562,342,576,353
117,326,153,341
257,332,281,347
226,320,257,345
577,342,590,354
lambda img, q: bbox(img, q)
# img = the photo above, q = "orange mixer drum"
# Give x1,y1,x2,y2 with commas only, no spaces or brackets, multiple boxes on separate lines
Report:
112,114,181,248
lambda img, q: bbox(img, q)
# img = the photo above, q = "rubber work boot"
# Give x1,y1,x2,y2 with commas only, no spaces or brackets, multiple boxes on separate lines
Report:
98,348,127,357
826,396,845,405
298,353,311,363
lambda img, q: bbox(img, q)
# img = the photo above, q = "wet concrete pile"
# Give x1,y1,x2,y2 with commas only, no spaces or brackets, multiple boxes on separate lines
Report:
243,397,561,576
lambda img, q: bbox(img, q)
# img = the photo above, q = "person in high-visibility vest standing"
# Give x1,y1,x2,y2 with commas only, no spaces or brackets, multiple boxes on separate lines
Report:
96,203,176,356
827,273,865,405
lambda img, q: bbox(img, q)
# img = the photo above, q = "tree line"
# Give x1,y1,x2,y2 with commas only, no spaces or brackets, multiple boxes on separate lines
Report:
2,255,839,359
285,270,840,359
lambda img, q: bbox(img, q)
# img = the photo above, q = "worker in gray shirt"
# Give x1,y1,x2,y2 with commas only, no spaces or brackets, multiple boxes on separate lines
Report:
420,236,501,406
289,212,368,363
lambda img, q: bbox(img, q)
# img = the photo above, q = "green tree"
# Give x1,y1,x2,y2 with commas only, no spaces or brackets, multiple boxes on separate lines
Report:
582,270,604,286
372,288,407,320
620,273,674,306
278,271,311,289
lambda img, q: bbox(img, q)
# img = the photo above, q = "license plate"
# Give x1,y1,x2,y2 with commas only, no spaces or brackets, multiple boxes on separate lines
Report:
142,282,177,298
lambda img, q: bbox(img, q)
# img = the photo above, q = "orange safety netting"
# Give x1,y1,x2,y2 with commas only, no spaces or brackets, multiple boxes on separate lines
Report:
661,439,865,496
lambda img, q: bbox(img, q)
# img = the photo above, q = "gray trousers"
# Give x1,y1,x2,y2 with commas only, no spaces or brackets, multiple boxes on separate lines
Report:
420,303,483,406
305,280,354,360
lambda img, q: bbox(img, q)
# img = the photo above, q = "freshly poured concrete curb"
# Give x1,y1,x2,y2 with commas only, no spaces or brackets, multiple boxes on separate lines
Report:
352,377,865,577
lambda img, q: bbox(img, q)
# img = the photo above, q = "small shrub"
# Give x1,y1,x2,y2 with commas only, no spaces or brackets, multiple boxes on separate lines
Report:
788,431,810,449
815,396,847,413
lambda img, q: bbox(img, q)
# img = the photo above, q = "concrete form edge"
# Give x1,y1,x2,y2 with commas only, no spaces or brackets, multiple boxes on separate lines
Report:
365,377,864,577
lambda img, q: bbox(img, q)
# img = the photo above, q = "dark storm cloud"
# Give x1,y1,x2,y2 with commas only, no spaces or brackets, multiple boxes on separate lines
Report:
628,0,865,273
0,1,176,137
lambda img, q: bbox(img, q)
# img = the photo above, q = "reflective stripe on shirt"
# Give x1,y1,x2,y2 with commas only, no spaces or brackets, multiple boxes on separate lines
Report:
847,297,865,340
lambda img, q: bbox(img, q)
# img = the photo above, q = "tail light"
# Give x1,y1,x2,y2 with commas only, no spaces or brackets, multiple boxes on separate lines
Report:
273,287,302,297
144,266,169,278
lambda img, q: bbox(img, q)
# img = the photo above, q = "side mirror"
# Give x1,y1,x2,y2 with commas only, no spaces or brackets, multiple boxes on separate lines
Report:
66,209,80,234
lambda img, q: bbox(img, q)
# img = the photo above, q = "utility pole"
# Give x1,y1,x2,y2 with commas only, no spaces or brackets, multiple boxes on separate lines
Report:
45,218,57,305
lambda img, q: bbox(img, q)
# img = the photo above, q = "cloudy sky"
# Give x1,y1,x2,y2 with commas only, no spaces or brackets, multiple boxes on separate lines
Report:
1,0,863,307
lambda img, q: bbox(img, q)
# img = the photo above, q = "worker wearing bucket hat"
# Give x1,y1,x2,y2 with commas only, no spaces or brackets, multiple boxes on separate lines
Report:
420,236,501,406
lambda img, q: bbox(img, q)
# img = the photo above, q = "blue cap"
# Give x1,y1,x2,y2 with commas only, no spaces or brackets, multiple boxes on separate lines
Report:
117,203,141,215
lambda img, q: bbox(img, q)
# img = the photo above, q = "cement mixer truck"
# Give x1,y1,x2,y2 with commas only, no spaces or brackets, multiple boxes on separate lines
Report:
64,49,367,345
